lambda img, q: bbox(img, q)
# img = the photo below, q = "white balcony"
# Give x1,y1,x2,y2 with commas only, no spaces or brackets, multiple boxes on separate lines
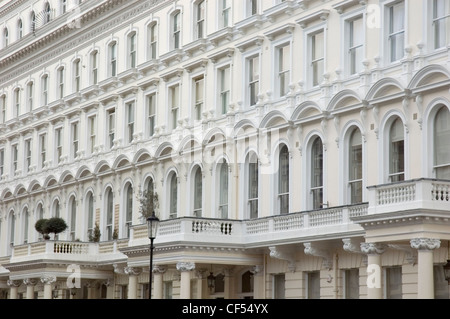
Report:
367,178,450,215
10,240,127,264
129,203,368,249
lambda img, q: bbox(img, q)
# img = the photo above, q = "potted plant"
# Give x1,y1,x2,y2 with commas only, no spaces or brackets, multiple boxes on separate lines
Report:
138,189,159,220
44,217,68,239
35,218,50,240
89,222,101,242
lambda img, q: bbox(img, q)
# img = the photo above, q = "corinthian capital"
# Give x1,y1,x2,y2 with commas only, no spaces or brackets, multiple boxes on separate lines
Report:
7,280,22,287
124,267,143,276
40,276,56,285
410,238,441,251
360,243,386,255
176,262,195,272
23,278,38,286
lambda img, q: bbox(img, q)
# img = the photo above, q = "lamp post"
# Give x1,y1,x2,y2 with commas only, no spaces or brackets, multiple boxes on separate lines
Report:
147,211,159,299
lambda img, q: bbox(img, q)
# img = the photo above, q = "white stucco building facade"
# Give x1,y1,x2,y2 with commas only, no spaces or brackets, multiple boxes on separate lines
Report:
0,0,449,299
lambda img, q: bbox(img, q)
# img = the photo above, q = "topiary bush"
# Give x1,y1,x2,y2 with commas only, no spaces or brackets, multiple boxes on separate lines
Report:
45,217,68,236
35,218,49,239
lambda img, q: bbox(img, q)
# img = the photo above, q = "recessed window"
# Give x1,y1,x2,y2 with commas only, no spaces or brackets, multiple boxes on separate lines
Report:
310,30,324,87
193,167,203,217
433,0,450,49
147,93,156,137
1,95,6,123
278,145,289,214
73,59,81,92
125,184,133,238
247,153,259,219
58,67,65,99
24,139,32,173
218,66,230,115
247,55,260,107
347,16,364,75
12,144,18,175
218,162,229,219
434,106,450,179
389,118,405,182
18,19,23,39
39,134,47,170
88,115,96,155
311,137,324,209
148,23,158,60
125,102,135,144
169,84,180,130
71,122,79,159
106,188,114,241
172,11,181,49
128,32,137,68
348,129,363,204
277,44,290,97
91,51,98,85
41,75,48,106
193,75,204,121
169,173,178,219
107,108,115,149
14,88,20,118
69,197,77,241
55,127,63,164
220,0,231,28
0,149,4,177
387,1,405,62
195,1,206,39
109,42,117,77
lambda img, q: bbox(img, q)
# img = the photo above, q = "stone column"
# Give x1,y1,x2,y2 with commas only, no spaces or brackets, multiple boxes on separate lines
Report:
251,266,264,299
153,265,167,299
194,269,206,299
410,238,441,299
7,280,21,299
40,276,56,299
23,278,37,299
223,267,234,299
177,262,195,299
124,267,142,299
361,243,385,299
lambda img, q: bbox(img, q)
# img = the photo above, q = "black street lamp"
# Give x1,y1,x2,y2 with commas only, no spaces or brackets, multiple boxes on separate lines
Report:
147,211,159,299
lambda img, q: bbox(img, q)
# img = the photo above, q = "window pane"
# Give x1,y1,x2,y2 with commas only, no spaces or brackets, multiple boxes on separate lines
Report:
435,106,450,178
386,267,402,299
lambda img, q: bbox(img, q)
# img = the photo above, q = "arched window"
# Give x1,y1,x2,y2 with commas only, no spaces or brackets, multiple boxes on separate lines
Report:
30,11,36,32
53,200,60,218
73,59,81,92
57,67,65,99
106,188,114,240
69,197,77,241
348,128,363,204
41,74,48,106
90,50,98,85
147,22,158,60
434,106,450,179
27,82,34,111
109,42,117,77
278,145,289,214
45,2,52,23
193,167,202,217
172,11,181,49
17,19,23,39
389,118,405,182
247,153,259,219
9,211,15,251
13,88,20,118
3,28,8,47
125,184,133,238
128,32,137,69
86,192,94,240
169,173,178,219
218,162,229,219
23,207,29,244
311,137,323,209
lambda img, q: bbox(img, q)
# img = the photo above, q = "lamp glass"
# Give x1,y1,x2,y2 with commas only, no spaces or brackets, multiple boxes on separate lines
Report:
147,212,160,240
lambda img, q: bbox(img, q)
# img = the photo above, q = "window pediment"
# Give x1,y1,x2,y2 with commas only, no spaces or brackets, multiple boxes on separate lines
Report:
296,9,330,29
